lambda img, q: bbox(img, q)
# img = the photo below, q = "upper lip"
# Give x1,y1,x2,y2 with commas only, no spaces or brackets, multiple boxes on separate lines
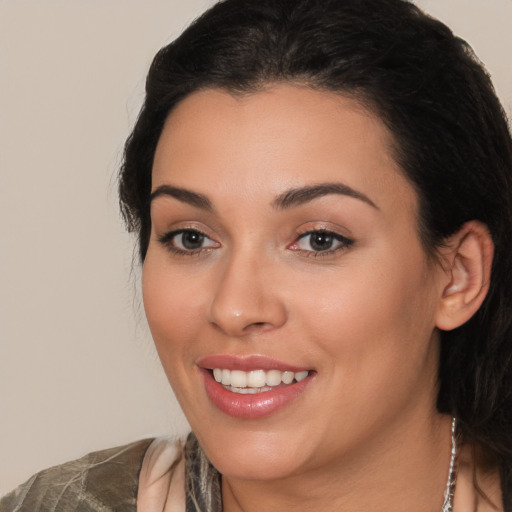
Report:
197,354,312,373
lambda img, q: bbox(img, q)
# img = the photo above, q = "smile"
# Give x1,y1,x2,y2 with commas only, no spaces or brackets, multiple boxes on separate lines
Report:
198,357,315,419
212,368,310,393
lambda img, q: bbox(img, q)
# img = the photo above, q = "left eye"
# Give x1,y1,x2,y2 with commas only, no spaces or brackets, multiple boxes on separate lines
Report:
160,229,218,252
293,231,353,252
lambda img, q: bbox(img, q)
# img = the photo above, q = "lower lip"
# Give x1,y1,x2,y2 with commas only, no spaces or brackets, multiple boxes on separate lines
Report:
201,369,314,419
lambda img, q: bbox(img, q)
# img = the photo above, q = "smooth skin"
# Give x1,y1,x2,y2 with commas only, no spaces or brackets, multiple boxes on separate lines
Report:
142,86,495,511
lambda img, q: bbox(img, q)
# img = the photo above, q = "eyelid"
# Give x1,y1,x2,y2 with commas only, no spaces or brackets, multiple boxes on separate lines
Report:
157,225,220,255
294,221,353,237
156,220,217,241
288,224,354,256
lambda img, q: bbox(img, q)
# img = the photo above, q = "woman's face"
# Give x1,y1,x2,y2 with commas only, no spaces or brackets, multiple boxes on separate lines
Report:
143,85,447,481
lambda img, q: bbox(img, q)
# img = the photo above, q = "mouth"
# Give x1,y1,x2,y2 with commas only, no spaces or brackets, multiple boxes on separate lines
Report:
211,368,310,394
197,356,315,419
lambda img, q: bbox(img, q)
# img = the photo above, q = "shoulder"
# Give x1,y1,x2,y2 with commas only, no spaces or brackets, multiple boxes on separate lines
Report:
454,441,505,512
0,438,154,512
138,437,186,512
136,434,221,512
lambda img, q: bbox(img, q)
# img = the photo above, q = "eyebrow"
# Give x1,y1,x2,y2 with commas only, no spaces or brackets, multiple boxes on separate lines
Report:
149,181,378,212
272,183,379,210
150,185,213,211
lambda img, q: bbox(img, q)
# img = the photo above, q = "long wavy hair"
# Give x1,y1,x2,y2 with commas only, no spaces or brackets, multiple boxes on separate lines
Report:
119,0,512,508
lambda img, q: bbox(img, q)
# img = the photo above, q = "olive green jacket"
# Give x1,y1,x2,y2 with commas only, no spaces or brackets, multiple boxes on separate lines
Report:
0,439,152,512
0,435,221,512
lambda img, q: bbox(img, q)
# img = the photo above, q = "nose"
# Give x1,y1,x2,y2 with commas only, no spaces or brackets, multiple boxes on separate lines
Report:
207,251,287,337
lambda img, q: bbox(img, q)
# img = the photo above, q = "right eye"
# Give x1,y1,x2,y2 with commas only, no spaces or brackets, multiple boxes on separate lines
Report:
158,229,219,254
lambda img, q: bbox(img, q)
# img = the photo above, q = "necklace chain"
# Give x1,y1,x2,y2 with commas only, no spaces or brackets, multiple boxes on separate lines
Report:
189,418,460,512
440,417,459,512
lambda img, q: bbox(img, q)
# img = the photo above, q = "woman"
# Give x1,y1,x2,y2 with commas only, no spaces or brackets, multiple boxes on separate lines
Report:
2,0,511,510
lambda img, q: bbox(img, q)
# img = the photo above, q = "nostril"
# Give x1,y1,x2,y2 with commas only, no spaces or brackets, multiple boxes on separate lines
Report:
243,321,270,333
208,292,288,335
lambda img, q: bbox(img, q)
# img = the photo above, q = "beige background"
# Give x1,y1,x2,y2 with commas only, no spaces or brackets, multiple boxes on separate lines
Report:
1,0,511,494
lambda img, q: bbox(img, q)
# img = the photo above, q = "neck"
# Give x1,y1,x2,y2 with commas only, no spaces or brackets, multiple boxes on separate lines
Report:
222,412,453,512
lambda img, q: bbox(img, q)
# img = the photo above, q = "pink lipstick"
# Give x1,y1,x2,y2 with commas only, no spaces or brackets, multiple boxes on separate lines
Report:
197,355,315,419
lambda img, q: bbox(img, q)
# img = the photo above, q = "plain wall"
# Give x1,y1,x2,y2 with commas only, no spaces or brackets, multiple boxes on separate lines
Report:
1,0,511,494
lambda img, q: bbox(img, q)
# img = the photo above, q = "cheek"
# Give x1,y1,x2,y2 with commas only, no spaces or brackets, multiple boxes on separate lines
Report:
141,254,210,416
288,258,440,441
142,254,203,362
290,249,439,376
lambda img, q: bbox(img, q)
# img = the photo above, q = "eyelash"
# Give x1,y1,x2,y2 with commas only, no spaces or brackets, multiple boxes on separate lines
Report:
157,228,354,258
289,229,354,258
158,229,218,256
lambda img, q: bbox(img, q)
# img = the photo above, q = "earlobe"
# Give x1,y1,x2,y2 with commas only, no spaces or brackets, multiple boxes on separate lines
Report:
435,221,494,331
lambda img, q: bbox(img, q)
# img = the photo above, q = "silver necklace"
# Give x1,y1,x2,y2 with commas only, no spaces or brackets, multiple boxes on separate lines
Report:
187,418,460,512
440,417,459,512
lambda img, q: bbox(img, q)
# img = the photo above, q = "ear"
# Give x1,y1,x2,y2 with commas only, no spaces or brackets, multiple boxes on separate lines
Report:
435,221,494,331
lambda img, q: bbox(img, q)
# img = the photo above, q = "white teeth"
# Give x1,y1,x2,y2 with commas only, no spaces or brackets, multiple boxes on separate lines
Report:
265,369,282,386
247,370,266,388
221,369,231,386
281,371,294,384
230,370,247,388
295,370,309,382
228,386,273,394
212,368,310,388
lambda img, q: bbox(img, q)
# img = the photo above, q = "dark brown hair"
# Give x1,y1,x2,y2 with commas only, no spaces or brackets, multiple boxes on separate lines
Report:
119,1,512,507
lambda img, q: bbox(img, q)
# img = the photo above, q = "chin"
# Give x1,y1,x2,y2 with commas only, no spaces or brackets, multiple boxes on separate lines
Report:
194,427,312,481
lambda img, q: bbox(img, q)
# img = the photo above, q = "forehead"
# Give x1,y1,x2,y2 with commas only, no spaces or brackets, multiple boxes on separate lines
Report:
152,85,416,215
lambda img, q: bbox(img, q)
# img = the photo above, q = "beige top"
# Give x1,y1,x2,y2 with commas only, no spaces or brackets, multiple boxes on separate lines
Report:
137,438,186,512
